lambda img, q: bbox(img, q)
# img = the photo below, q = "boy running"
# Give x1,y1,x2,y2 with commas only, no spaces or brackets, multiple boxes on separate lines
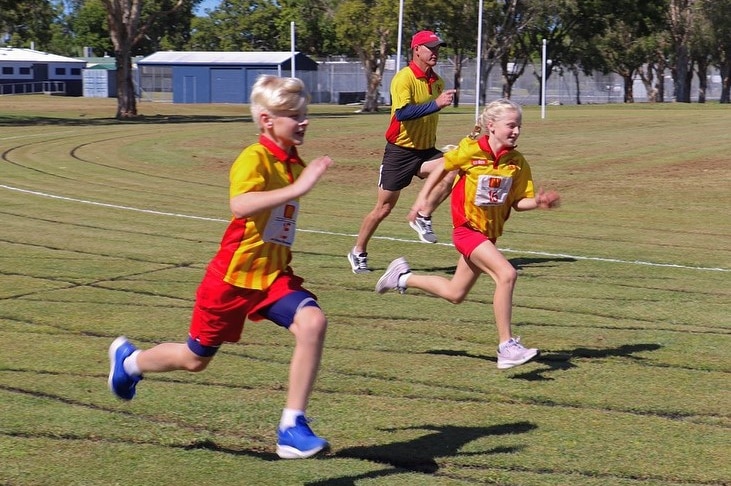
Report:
108,75,332,459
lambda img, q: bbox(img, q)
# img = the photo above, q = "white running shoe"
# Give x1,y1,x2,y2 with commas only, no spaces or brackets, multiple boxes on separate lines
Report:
409,215,437,244
375,257,411,294
497,337,539,369
347,250,371,274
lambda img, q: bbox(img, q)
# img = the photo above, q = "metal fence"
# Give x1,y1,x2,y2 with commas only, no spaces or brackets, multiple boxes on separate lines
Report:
0,81,66,96
133,57,724,105
310,58,725,106
138,65,173,102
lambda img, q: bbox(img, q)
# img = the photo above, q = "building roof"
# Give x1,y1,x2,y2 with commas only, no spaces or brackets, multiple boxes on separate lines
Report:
0,47,86,64
80,56,144,70
138,51,304,65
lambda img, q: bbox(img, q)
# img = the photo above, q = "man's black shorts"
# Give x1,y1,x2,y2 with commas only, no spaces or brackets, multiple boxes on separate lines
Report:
378,143,443,191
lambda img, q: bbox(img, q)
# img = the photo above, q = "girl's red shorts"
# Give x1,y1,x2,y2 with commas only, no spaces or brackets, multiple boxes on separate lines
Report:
452,224,497,258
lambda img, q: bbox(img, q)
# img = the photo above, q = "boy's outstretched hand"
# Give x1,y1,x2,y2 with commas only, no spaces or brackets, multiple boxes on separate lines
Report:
296,156,333,194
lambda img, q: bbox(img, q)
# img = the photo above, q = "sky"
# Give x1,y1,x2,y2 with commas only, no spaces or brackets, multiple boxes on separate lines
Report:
195,0,220,15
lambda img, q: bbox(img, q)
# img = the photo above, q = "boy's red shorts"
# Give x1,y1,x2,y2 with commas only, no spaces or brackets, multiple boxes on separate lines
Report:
188,267,314,347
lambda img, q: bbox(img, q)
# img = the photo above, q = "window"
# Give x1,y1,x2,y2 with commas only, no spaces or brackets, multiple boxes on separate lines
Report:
55,67,66,75
19,67,30,75
1,66,13,75
140,65,173,93
71,68,81,75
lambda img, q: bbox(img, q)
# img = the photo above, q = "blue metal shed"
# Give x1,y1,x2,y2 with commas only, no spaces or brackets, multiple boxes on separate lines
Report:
137,51,318,104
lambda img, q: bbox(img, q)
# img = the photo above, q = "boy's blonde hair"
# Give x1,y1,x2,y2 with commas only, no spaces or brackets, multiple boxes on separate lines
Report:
469,98,523,139
250,75,310,128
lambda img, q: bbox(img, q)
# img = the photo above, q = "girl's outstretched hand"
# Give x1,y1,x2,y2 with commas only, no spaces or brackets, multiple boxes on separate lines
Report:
536,188,561,209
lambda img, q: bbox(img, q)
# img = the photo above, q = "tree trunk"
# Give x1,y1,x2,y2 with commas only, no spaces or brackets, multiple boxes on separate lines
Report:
480,63,495,106
452,51,462,108
674,45,692,102
623,73,634,103
358,35,389,113
683,64,693,102
696,61,708,103
501,75,513,99
720,61,731,103
103,0,183,119
572,68,582,105
654,64,666,103
115,49,137,119
362,61,382,113
501,56,527,101
638,64,657,103
104,0,141,119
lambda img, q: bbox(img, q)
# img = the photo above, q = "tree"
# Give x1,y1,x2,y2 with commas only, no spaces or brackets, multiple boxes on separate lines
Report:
667,0,696,102
72,0,114,56
634,30,672,103
479,0,532,105
277,0,342,57
585,0,668,103
699,0,731,103
439,1,479,108
688,1,715,103
192,0,282,51
401,0,479,108
138,0,198,52
525,0,610,105
598,21,651,103
44,1,79,56
189,0,341,54
334,0,399,112
100,0,196,119
0,0,55,49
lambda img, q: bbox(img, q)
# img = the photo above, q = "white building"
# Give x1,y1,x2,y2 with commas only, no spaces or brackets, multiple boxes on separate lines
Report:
0,47,85,96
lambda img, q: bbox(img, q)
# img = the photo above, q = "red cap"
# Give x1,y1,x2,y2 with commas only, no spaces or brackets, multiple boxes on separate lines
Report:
411,30,446,49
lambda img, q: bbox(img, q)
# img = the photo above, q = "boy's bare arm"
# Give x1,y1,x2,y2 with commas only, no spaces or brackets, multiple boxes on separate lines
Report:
230,156,333,219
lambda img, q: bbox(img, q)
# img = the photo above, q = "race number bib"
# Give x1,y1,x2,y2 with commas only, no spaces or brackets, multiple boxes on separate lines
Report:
262,201,299,247
474,175,512,206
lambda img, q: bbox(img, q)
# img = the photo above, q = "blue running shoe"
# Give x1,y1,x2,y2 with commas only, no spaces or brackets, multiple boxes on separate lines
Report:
276,415,329,459
108,336,142,400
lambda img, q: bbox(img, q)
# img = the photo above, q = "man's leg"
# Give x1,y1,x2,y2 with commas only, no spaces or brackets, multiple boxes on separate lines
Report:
348,188,400,272
418,157,456,217
354,187,400,252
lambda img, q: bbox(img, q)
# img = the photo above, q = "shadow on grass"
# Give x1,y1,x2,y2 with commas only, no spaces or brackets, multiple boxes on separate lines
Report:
509,256,577,270
421,255,577,275
0,114,249,126
179,439,279,460
426,343,663,382
425,348,495,362
513,343,663,381
177,421,537,483
309,421,536,484
0,111,359,127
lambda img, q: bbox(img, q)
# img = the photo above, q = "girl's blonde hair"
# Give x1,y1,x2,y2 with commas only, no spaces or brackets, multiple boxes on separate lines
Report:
250,75,310,128
468,98,523,139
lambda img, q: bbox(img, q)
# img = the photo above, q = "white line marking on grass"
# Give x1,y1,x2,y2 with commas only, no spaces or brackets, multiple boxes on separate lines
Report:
1,185,224,222
297,229,729,272
0,130,79,141
2,184,728,273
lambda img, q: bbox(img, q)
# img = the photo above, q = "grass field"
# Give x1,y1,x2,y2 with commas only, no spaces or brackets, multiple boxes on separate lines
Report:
1,95,729,486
